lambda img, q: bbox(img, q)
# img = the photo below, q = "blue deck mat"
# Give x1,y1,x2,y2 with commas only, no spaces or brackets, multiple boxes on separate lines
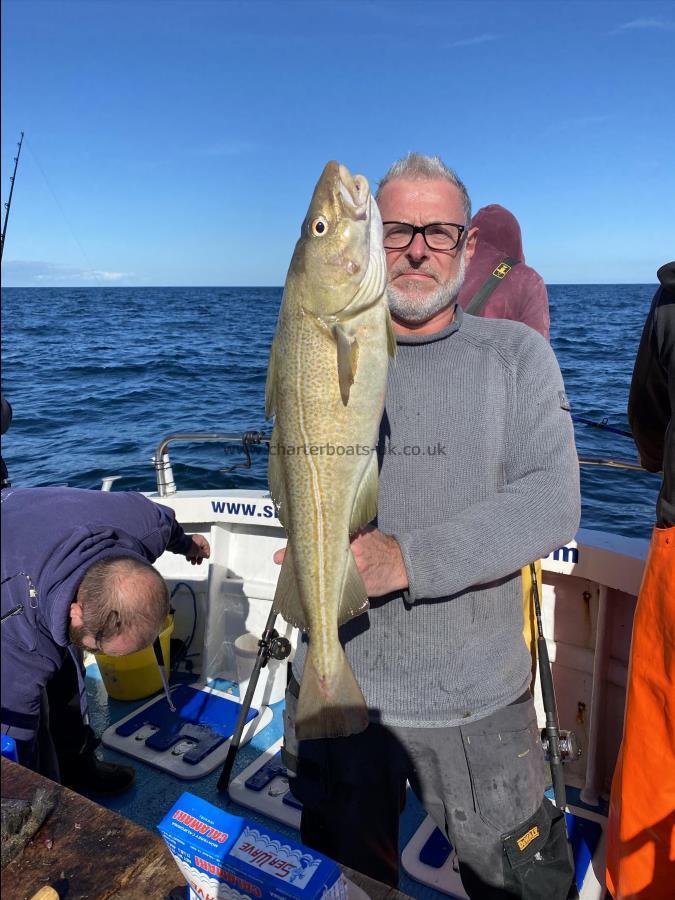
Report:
114,684,258,764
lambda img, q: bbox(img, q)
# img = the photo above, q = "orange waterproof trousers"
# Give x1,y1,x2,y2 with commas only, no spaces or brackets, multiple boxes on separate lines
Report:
606,525,675,898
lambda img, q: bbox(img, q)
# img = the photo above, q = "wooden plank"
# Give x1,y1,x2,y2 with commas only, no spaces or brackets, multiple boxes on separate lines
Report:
2,757,411,899
1,757,182,900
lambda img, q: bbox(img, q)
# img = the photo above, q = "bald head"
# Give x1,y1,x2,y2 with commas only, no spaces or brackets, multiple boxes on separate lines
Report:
69,557,169,655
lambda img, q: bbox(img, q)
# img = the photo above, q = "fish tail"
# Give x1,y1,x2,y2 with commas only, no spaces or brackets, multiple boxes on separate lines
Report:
295,652,369,740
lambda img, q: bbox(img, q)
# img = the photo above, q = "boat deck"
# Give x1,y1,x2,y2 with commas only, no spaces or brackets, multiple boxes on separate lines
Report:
83,662,434,898
82,661,611,899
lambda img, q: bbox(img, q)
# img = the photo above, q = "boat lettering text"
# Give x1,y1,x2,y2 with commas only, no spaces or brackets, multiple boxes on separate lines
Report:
210,500,275,518
549,546,579,564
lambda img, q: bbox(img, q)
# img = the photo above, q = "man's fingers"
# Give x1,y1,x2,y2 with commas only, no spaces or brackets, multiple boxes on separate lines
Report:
273,547,286,565
195,536,211,557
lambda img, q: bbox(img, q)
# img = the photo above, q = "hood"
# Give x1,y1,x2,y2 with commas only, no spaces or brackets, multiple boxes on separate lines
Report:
470,204,524,262
657,261,675,293
41,524,151,646
457,204,526,310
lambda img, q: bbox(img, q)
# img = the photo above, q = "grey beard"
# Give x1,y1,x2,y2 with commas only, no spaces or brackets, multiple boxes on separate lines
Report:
387,251,466,325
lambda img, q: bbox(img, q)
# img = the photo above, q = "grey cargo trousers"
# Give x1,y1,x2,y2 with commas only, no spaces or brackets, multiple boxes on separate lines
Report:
283,681,575,898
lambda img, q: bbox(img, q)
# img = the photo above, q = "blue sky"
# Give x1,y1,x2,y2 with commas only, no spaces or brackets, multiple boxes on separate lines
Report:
1,0,673,286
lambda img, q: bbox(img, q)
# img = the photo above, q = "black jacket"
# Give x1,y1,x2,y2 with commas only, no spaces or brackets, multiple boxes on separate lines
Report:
628,262,675,527
1,394,12,488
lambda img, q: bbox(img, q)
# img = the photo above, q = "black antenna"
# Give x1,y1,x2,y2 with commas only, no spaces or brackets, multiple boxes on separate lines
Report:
1,131,25,262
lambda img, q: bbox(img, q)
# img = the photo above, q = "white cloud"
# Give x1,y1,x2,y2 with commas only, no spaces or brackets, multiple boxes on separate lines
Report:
83,270,130,282
611,18,675,34
1,260,134,285
447,33,499,48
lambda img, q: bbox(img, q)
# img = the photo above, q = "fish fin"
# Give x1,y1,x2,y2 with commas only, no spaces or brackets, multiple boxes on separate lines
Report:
295,652,369,740
267,423,286,525
273,544,307,629
337,549,369,626
334,325,358,406
349,453,379,535
264,337,278,419
385,307,397,359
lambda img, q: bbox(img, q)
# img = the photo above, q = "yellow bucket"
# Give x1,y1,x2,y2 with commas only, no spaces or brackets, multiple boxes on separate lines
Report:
97,616,174,701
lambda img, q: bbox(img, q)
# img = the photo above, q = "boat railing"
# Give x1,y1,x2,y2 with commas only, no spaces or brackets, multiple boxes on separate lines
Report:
153,431,271,496
123,431,650,497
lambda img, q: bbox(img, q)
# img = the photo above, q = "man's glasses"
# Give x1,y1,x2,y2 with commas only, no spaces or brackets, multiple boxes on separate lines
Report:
382,221,466,252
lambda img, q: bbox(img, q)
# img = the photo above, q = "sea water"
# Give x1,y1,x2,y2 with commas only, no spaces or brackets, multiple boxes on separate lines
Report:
0,284,660,539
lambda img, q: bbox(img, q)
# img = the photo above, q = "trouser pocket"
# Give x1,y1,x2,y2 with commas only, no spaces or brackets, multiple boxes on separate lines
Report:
460,699,545,833
502,800,575,900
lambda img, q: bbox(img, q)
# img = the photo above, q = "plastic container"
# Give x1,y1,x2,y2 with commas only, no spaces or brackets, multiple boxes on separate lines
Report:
97,616,174,701
1,735,18,762
234,632,288,709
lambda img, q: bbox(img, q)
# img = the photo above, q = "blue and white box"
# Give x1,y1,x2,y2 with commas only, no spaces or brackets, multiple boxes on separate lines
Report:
158,792,346,900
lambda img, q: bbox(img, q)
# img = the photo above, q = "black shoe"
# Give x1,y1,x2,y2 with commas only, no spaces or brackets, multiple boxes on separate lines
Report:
61,753,136,796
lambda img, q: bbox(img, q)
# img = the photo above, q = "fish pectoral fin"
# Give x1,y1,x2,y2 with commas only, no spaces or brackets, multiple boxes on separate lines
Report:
295,653,369,740
349,453,379,535
264,337,278,419
337,549,369,626
334,325,359,406
385,307,397,359
273,545,306,629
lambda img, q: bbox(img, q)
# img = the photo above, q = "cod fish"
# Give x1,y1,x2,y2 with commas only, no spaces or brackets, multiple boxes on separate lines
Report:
266,160,395,740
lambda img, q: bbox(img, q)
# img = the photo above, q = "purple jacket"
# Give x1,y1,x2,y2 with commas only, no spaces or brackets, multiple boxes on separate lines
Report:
457,204,550,340
1,487,192,763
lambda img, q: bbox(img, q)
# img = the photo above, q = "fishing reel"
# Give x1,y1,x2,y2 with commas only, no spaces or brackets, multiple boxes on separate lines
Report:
259,629,292,666
540,729,582,764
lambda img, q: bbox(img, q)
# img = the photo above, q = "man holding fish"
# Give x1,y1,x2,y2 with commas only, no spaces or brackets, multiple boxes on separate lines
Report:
270,154,579,898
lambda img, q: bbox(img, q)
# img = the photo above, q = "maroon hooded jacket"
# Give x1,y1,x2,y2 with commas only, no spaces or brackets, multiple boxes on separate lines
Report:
457,204,550,340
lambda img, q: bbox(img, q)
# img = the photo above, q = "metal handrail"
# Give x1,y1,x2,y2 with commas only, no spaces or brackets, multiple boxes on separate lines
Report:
153,431,270,496
150,432,652,496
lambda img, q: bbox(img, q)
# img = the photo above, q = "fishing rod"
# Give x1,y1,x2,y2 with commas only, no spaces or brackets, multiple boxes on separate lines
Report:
1,131,24,262
572,415,633,440
578,455,647,473
217,603,291,793
529,562,579,810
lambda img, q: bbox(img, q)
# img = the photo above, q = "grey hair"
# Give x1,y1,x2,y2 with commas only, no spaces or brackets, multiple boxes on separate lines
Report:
77,557,169,649
376,153,472,224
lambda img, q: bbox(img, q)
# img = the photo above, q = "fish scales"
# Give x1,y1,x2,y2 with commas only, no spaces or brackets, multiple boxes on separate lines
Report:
266,161,394,740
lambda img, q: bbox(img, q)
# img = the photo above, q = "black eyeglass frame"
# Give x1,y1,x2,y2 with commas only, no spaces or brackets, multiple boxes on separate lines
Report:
382,221,466,252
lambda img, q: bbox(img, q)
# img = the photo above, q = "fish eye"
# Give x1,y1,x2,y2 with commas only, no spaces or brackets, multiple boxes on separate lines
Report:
310,216,329,237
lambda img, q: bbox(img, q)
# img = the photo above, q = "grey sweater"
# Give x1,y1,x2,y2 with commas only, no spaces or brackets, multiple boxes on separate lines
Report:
295,307,580,728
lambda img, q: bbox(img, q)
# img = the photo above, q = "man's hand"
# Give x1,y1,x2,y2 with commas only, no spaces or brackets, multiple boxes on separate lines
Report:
350,527,408,596
272,528,408,597
185,534,210,565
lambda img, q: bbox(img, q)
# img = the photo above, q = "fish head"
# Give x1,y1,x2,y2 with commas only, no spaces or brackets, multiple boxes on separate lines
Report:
290,161,386,317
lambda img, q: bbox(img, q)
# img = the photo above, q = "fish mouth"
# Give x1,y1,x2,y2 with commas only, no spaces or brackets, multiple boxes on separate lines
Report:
338,163,369,220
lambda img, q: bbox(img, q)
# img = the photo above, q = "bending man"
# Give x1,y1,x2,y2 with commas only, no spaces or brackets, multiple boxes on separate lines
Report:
1,485,209,792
